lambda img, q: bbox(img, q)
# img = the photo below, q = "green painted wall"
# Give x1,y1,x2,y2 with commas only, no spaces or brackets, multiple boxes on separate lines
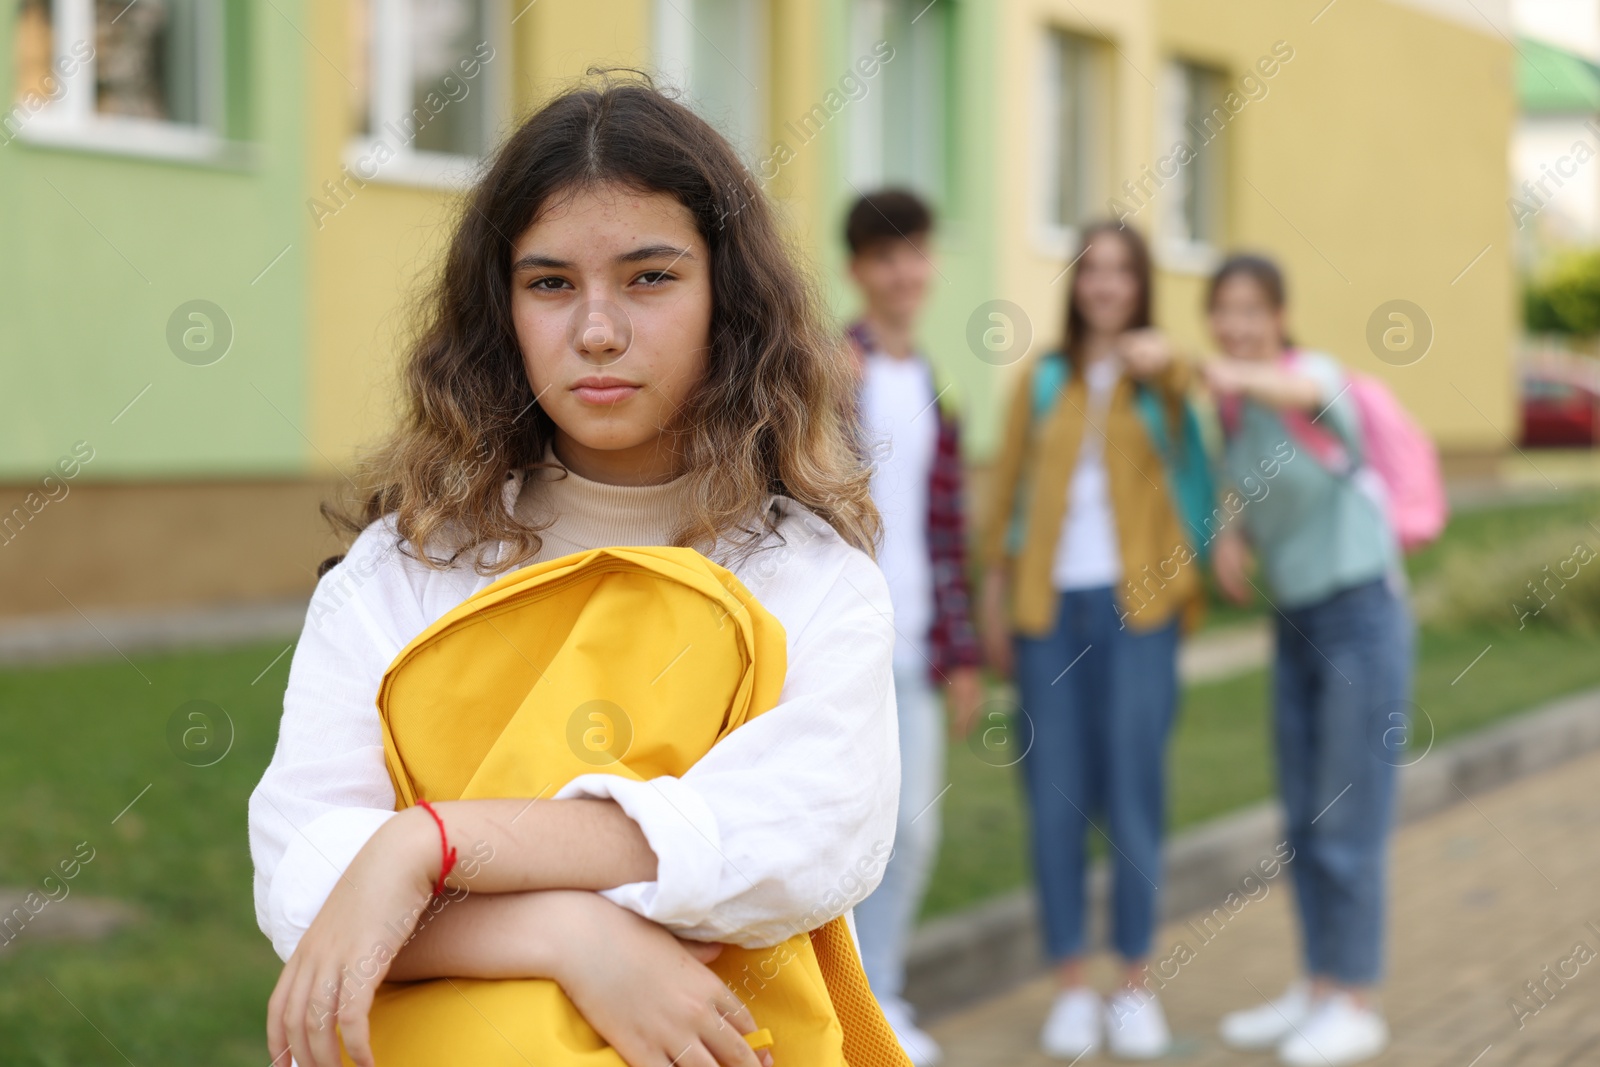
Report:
0,0,309,482
816,0,1006,460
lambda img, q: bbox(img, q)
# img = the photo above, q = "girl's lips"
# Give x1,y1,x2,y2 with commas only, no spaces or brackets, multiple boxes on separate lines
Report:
572,383,641,404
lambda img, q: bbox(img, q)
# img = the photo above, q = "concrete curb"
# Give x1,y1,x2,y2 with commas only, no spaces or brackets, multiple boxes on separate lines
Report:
0,890,140,947
0,602,1275,682
904,685,1600,1019
0,600,308,667
1178,621,1270,686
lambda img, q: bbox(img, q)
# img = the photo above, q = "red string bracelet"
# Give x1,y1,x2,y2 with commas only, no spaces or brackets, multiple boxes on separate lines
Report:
416,799,458,898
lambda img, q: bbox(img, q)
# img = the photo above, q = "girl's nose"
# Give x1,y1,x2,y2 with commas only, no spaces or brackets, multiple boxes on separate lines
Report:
569,298,633,365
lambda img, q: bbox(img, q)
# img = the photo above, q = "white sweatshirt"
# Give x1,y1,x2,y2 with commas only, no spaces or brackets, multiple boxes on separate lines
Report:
247,456,900,961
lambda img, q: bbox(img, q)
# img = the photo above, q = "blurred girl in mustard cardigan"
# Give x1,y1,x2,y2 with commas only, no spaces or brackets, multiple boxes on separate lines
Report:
979,222,1202,1061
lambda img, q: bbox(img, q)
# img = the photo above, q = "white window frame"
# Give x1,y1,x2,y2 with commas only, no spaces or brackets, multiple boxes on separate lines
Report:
16,0,230,163
1156,58,1227,274
845,0,947,206
653,0,769,164
343,0,509,191
845,0,885,190
1036,27,1108,259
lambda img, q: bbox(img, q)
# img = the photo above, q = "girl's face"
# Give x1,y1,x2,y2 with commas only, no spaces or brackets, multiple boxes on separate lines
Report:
510,182,712,484
1072,232,1143,337
1208,274,1287,362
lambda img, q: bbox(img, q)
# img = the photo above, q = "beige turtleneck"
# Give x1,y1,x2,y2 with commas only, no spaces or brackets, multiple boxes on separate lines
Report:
513,444,696,562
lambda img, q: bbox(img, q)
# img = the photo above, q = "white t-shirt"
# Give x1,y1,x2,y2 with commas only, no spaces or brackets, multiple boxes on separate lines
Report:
248,463,899,960
861,352,939,672
1052,356,1124,589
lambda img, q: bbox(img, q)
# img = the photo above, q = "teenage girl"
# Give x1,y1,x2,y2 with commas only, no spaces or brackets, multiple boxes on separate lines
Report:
248,81,901,1067
1204,255,1411,1067
978,222,1198,1061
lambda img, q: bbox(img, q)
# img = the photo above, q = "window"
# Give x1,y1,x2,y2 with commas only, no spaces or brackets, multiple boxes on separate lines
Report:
845,0,949,205
1159,60,1228,261
654,0,769,162
1039,28,1109,244
347,0,504,188
8,0,228,160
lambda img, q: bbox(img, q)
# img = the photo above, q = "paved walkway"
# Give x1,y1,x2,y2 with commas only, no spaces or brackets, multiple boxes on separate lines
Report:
0,598,307,666
928,746,1600,1067
1178,622,1269,686
0,588,1278,688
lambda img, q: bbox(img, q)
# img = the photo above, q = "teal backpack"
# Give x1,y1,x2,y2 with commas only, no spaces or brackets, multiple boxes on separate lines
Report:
1006,352,1216,563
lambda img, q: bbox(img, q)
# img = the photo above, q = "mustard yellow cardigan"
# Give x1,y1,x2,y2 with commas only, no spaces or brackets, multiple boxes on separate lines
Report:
978,356,1202,636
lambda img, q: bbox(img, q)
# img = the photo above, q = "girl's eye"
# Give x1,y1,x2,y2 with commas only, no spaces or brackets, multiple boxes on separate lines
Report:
526,276,570,292
634,270,674,287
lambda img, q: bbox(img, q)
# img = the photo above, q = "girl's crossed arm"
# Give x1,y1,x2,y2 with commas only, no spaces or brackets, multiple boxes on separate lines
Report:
251,531,761,1067
251,522,898,1065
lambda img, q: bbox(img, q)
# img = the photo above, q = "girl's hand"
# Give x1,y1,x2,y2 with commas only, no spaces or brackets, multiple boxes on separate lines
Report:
946,667,984,741
267,807,437,1067
1117,329,1175,379
1203,357,1324,412
979,568,1013,680
1211,527,1255,605
1201,358,1245,397
548,891,771,1067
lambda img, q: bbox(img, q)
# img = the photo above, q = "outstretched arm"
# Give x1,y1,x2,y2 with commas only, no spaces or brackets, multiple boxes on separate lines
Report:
1203,357,1322,412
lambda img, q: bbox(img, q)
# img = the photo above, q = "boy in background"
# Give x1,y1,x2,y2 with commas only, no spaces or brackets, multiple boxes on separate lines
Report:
843,189,983,1067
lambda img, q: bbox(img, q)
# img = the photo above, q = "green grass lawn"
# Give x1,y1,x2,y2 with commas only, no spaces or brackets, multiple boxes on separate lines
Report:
924,487,1600,919
0,642,290,1065
1408,488,1600,583
2,491,1599,1062
923,624,1600,920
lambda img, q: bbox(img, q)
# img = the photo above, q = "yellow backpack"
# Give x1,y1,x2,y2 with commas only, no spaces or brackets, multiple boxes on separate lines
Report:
354,545,911,1067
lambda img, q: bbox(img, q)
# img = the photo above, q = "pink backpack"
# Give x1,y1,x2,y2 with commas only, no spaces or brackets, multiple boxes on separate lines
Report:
1223,351,1448,552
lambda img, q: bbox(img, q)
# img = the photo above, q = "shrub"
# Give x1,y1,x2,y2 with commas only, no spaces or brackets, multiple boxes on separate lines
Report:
1416,520,1600,632
1523,249,1600,337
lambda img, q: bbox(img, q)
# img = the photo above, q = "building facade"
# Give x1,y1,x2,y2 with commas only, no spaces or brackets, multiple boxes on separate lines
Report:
1511,34,1600,252
1,0,1516,617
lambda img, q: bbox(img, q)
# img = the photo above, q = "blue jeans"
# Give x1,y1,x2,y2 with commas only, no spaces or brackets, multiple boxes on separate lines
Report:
856,663,946,1004
1273,576,1414,986
1014,587,1180,962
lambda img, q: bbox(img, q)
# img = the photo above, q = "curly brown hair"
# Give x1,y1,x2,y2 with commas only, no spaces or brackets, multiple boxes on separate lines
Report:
329,73,878,573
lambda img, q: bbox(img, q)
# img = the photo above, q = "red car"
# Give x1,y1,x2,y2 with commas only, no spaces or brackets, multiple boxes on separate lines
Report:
1522,373,1599,447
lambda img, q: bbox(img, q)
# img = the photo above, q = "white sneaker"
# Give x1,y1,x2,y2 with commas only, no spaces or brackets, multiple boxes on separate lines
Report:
1277,993,1389,1067
1220,980,1313,1050
1104,988,1171,1059
879,995,943,1067
1041,987,1102,1060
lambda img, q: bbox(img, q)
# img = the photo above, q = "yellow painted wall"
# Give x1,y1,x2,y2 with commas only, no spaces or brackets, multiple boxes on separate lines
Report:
1152,0,1515,454
991,0,1160,412
304,1,470,472
764,0,827,245
307,0,1516,467
512,0,651,106
306,0,826,470
986,0,1514,456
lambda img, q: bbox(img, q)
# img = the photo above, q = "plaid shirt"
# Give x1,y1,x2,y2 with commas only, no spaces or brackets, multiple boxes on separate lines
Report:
845,320,982,683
